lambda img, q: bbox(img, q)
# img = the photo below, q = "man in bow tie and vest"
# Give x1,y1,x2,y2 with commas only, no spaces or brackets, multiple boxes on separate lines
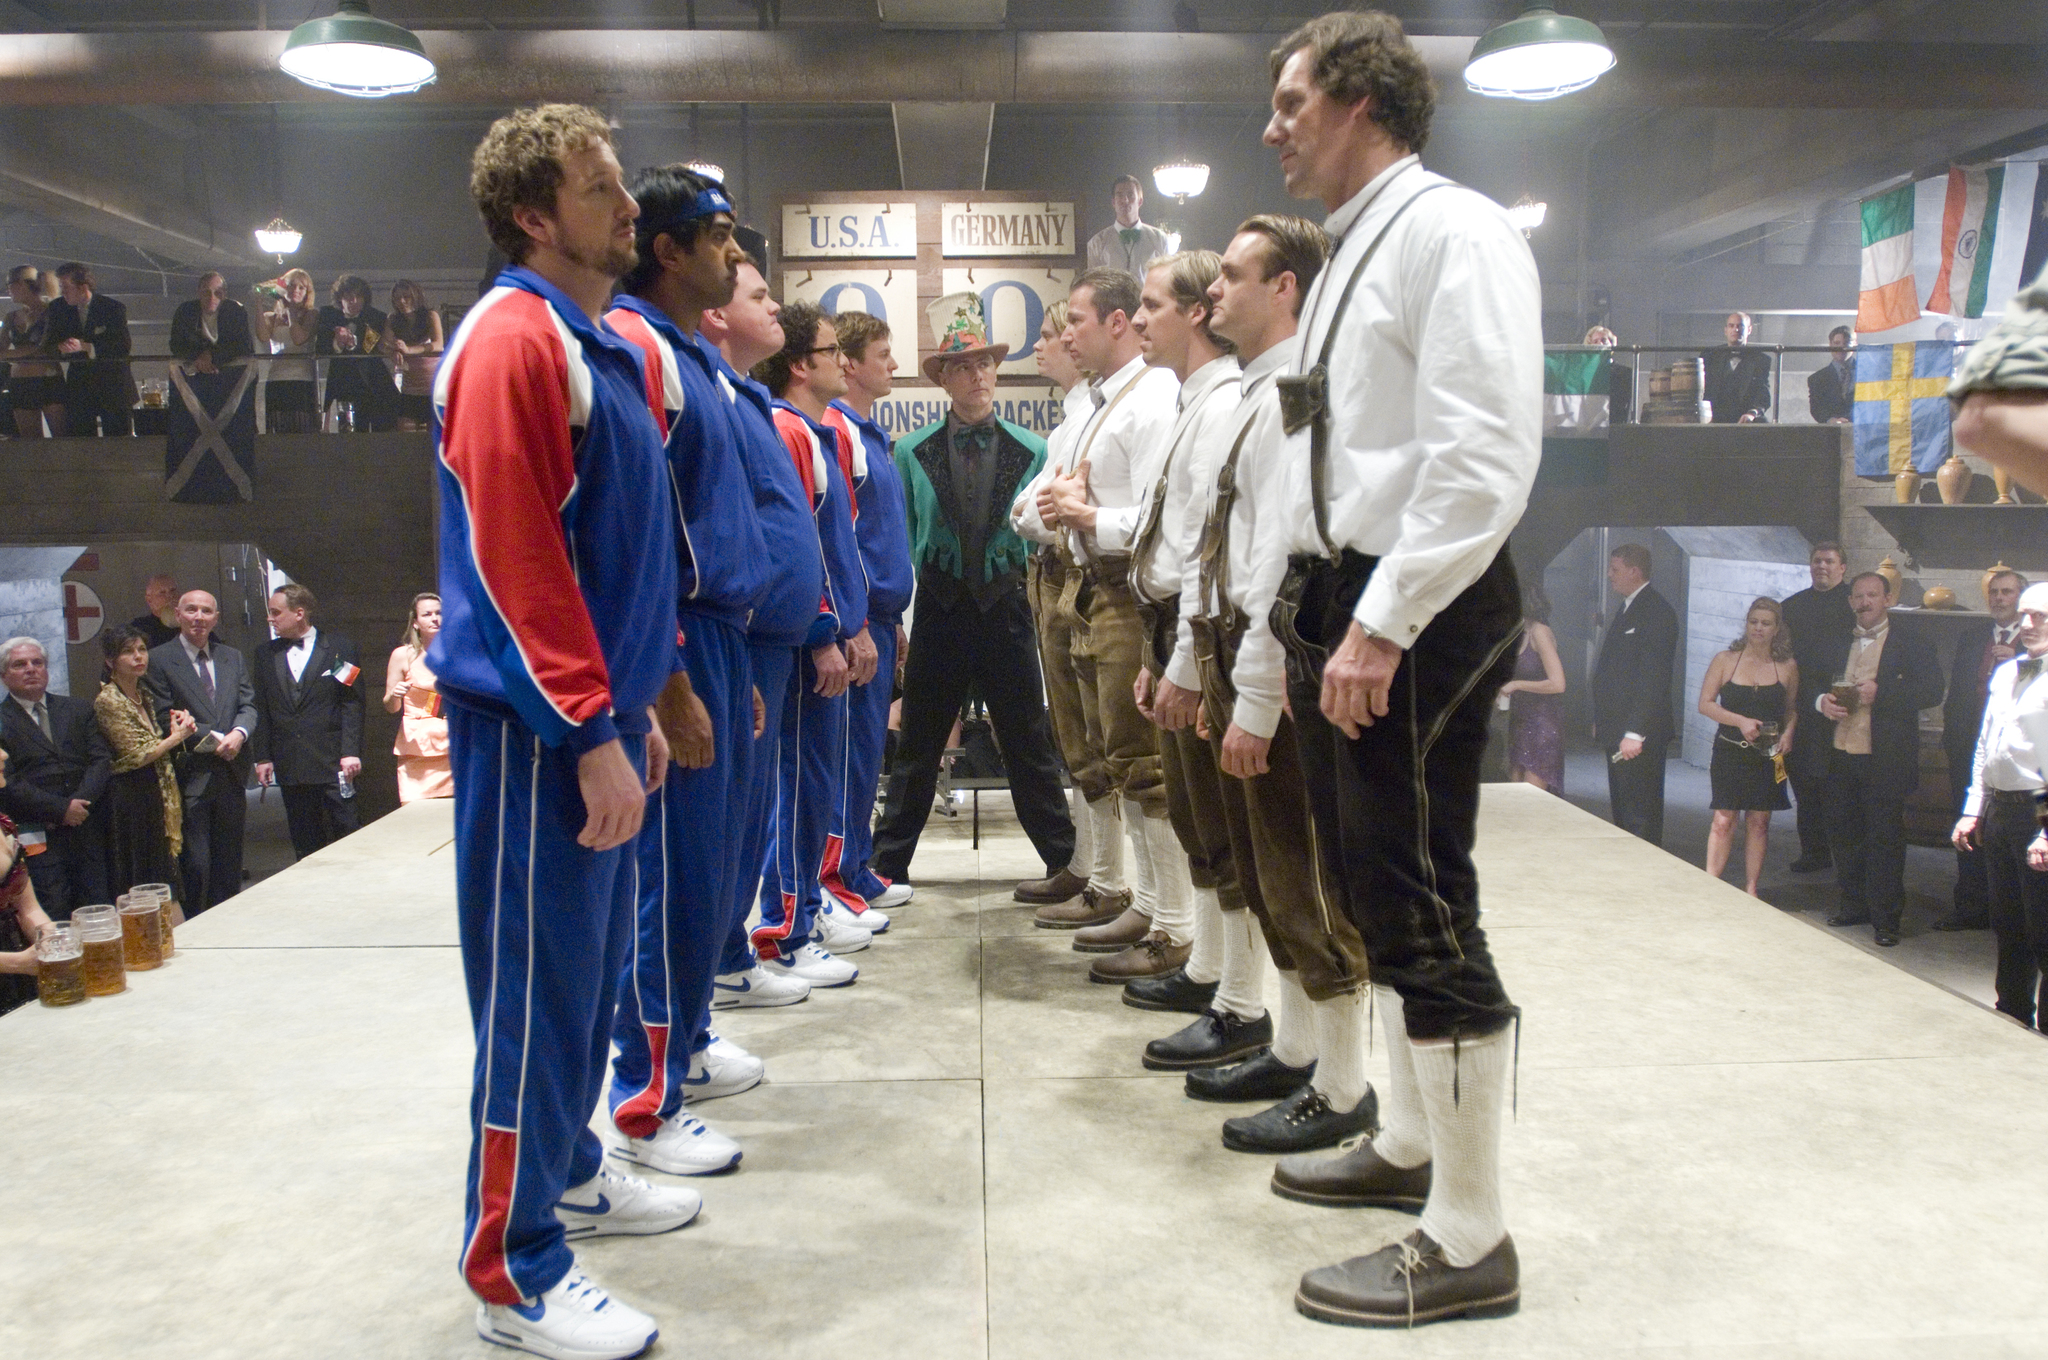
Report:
1085,174,1172,278
1939,569,2029,932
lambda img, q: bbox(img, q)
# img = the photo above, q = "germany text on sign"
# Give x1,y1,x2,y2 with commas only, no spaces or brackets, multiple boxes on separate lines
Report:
941,202,1076,258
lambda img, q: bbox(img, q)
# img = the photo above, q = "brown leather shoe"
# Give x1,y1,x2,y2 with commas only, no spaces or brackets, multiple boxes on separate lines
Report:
1071,906,1152,953
1272,1139,1431,1210
1088,933,1191,983
1014,865,1088,904
1295,1231,1518,1328
1033,885,1129,930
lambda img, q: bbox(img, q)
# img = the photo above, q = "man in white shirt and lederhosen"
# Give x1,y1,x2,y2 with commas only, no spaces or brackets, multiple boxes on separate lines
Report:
1253,12,1541,1329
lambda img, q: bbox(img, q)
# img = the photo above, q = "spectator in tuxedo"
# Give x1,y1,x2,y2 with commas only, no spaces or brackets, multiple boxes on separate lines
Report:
0,637,109,918
1938,569,2029,932
127,573,182,651
315,274,394,431
1807,325,1855,424
1702,310,1772,424
46,261,136,436
252,584,363,860
1781,541,1854,871
1816,572,1946,947
1593,542,1679,844
1585,325,1633,425
144,589,256,915
168,271,254,375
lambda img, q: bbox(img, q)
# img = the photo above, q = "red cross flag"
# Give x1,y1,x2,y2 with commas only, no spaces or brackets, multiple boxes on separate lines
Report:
63,581,104,644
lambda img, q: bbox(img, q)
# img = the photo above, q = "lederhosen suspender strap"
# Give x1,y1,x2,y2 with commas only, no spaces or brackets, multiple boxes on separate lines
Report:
1057,376,1144,571
1277,178,1449,558
1128,392,1213,602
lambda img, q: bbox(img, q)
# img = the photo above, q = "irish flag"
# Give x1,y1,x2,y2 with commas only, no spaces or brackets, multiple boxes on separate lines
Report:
1543,350,1610,436
1857,184,1920,333
328,658,361,686
1926,163,2005,318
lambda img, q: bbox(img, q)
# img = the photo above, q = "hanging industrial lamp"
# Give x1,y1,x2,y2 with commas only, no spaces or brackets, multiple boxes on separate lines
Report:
254,216,304,261
1464,3,1615,101
278,1,437,99
1152,159,1210,204
683,160,728,185
1507,195,1548,238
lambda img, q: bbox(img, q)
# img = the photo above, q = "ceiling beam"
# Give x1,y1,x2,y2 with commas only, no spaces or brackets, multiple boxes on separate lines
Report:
892,101,993,190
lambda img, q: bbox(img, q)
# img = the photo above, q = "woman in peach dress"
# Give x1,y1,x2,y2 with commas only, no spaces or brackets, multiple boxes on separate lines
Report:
383,592,452,802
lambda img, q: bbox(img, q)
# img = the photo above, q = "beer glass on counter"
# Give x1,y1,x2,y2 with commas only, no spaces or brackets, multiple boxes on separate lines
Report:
133,881,179,956
36,921,86,1007
118,892,165,971
72,903,127,996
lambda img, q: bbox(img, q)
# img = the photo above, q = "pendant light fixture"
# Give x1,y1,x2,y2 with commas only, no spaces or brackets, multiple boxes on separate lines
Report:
254,105,302,262
1507,194,1548,238
279,1,437,99
684,160,728,185
1152,159,1210,203
1464,3,1615,101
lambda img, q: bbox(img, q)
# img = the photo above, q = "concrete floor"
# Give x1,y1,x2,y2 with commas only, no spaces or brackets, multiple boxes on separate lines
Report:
6,783,2048,1359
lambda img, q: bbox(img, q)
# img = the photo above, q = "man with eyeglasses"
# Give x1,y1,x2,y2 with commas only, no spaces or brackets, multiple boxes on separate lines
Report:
169,271,253,376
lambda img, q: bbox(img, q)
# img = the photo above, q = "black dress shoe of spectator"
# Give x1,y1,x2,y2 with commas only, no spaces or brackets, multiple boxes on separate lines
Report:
1121,965,1218,1014
1222,1085,1377,1154
1271,1139,1430,1209
1874,927,1901,947
1295,1231,1519,1329
1789,854,1833,874
1826,911,1870,928
1931,913,1989,932
1186,1049,1315,1104
1140,1009,1272,1071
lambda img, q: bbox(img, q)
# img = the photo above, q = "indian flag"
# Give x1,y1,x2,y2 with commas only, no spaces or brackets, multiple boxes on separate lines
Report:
1926,163,2005,318
1857,184,1920,333
1543,351,1609,436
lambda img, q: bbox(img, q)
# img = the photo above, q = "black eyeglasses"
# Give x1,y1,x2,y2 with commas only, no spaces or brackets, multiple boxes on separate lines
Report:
806,343,841,358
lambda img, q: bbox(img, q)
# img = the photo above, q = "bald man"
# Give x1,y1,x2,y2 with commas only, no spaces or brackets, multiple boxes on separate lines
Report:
128,574,182,650
145,589,257,913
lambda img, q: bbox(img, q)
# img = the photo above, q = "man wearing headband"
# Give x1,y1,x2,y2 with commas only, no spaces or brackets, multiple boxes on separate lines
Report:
601,166,776,1181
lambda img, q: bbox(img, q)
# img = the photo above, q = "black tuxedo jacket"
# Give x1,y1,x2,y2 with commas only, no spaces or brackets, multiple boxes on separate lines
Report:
1593,585,1680,750
1829,626,1946,799
169,298,254,368
1782,582,1855,765
1806,362,1853,423
251,631,364,785
1702,346,1773,423
45,293,136,403
0,691,111,831
143,638,258,800
1942,619,2005,769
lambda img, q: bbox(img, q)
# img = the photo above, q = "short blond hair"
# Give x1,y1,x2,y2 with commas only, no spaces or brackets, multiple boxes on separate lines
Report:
470,104,615,264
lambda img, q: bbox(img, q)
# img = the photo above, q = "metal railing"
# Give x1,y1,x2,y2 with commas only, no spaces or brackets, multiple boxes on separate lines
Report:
0,351,425,434
1547,340,1972,427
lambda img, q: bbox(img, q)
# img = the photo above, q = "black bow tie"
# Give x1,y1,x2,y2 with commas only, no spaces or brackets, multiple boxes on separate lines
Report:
2020,656,2046,686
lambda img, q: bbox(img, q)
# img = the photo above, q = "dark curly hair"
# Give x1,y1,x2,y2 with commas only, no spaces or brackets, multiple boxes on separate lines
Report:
1269,10,1437,155
753,299,827,398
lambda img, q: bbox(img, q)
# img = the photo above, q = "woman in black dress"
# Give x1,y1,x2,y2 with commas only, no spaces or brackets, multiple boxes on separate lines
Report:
1698,597,1799,896
92,627,194,901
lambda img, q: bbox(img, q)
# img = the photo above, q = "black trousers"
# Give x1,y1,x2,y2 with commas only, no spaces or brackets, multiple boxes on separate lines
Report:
282,781,360,861
23,820,107,920
1826,751,1906,930
1282,547,1521,1041
179,759,247,915
1606,742,1667,845
63,368,132,436
870,589,1075,880
1948,746,1990,923
1786,738,1833,862
1982,796,2048,1029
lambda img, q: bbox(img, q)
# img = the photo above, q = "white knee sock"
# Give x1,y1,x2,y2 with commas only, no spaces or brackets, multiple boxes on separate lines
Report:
1086,796,1125,894
1309,989,1370,1114
1371,985,1432,1170
1413,1026,1512,1268
1213,907,1268,1022
1140,812,1195,946
1184,886,1223,985
1270,967,1316,1068
1122,797,1156,925
1067,785,1093,878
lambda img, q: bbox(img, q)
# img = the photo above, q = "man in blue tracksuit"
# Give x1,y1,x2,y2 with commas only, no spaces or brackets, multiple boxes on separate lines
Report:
601,167,772,1179
756,299,876,967
821,310,916,916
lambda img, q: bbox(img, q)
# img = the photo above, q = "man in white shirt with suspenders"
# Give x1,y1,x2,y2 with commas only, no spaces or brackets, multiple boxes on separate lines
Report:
1258,11,1542,1329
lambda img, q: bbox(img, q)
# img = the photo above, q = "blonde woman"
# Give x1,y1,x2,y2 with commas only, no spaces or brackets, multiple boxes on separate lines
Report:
256,268,319,432
3,265,65,437
1699,597,1799,895
384,592,452,801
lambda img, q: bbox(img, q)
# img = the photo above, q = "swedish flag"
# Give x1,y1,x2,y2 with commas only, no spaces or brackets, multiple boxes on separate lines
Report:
1852,340,1954,476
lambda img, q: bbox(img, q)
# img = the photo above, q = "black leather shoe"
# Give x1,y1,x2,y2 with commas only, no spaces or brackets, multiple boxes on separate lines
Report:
1186,1049,1315,1103
1272,1140,1431,1210
1222,1085,1377,1154
1142,1009,1272,1071
1931,913,1989,932
1874,927,1901,947
1296,1231,1519,1329
1789,854,1833,874
1121,965,1218,1015
1826,911,1870,928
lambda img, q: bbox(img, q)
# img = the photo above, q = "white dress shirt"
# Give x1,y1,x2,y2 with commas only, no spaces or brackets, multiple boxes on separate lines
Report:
1291,154,1543,645
1964,651,2048,816
10,692,51,741
1132,355,1241,604
285,627,319,683
1013,386,1092,547
1086,221,1173,276
1017,355,1177,565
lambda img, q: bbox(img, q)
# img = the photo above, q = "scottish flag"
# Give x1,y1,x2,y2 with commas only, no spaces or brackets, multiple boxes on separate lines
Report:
1852,340,1954,476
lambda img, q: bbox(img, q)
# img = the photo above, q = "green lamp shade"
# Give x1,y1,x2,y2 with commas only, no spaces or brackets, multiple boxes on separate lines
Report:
279,1,437,99
1464,3,1615,101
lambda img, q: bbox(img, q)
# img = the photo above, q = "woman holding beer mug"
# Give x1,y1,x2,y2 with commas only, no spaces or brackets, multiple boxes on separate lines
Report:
92,626,194,901
384,592,452,802
1698,597,1800,897
0,744,60,1016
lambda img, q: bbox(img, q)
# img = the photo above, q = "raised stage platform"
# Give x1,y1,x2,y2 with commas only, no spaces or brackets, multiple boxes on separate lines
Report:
5,784,2046,1359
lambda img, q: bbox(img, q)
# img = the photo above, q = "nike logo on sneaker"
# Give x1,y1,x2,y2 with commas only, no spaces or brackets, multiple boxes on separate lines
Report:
510,1299,548,1322
558,1193,611,1215
714,978,752,993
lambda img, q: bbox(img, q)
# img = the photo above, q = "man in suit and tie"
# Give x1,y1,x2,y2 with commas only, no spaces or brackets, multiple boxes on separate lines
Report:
1806,326,1855,424
252,584,363,861
1701,311,1773,424
1816,572,1947,946
45,261,136,437
145,589,256,915
168,272,254,375
1937,569,2029,932
0,636,110,918
1780,541,1854,871
1594,542,1680,844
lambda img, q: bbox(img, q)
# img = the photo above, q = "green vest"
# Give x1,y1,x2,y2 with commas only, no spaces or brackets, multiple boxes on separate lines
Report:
893,418,1047,584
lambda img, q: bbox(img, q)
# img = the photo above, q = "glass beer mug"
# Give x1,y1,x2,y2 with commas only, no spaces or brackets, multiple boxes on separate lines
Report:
72,903,126,996
117,892,165,971
133,882,177,957
36,920,87,1007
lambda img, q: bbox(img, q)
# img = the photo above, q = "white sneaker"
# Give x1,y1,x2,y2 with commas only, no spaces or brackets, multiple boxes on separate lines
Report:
707,1031,755,1064
556,1167,701,1239
680,1040,764,1102
869,882,914,910
823,895,889,938
711,964,810,1009
762,941,859,988
476,1260,658,1360
813,907,873,954
608,1110,742,1176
